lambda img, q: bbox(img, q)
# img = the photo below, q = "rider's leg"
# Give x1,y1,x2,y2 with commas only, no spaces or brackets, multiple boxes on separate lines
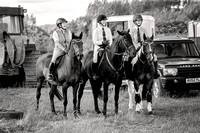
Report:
93,57,99,80
48,47,63,82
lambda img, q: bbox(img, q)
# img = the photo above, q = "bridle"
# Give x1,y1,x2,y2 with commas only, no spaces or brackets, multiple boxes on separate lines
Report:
104,35,135,72
138,41,154,64
69,39,83,60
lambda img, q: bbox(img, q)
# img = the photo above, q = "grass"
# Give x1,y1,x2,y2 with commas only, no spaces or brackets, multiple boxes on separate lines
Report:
0,87,200,133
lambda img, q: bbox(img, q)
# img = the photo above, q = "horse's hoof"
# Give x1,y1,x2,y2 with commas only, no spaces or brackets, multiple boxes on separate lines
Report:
95,110,101,114
148,111,153,115
77,111,81,115
136,111,140,114
63,113,67,117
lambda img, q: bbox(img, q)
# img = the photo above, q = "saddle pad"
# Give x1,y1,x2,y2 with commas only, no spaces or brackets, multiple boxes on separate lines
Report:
0,42,5,66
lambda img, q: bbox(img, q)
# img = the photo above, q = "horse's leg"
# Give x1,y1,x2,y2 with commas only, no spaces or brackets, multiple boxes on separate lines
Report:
102,82,109,118
49,84,57,114
139,84,144,111
114,81,122,115
77,78,88,115
90,80,101,114
127,80,134,109
36,77,45,110
62,85,69,117
72,83,79,118
134,80,142,113
146,80,154,115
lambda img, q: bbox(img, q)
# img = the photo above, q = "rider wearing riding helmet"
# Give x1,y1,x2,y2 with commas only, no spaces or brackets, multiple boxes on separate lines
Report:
47,18,72,82
130,14,159,79
92,14,113,80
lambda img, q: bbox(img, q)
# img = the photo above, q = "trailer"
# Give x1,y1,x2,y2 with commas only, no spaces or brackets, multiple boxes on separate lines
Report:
92,15,155,38
188,21,200,49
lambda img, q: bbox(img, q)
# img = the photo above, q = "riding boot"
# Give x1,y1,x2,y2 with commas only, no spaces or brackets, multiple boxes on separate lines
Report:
153,61,160,79
48,62,55,82
93,62,99,80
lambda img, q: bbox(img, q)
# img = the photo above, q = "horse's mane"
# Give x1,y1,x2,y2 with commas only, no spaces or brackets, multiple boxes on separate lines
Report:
109,35,122,59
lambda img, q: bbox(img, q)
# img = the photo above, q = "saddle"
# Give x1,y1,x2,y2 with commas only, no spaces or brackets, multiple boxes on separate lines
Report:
45,54,65,70
45,54,65,82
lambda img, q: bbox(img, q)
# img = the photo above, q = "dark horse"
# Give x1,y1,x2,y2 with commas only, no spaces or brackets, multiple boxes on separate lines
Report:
127,34,155,114
77,29,136,118
36,32,83,117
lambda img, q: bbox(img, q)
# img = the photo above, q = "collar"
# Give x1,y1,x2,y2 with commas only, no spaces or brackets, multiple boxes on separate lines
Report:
98,23,106,28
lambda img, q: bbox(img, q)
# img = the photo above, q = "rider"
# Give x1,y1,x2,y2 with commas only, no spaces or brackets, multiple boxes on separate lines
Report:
130,14,159,79
92,14,113,80
47,18,72,82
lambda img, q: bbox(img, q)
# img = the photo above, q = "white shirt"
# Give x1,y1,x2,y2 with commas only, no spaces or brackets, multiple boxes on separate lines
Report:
92,24,113,47
130,26,147,49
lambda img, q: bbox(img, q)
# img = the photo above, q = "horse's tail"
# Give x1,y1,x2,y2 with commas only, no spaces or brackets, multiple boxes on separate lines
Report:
54,88,63,101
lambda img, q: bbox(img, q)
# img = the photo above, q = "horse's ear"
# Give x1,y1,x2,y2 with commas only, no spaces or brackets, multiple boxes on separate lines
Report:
143,34,147,41
72,32,75,39
117,30,123,36
79,32,83,39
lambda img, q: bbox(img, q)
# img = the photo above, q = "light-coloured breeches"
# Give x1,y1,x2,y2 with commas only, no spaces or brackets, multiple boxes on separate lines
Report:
51,46,64,63
93,46,103,63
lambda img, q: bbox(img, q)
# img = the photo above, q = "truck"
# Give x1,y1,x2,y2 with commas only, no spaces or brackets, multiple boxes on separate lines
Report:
0,5,36,87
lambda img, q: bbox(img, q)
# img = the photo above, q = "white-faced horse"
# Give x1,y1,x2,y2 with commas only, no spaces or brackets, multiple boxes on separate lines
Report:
127,34,155,114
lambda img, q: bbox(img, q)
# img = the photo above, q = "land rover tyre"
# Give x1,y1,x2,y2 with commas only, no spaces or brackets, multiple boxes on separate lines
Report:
153,71,168,98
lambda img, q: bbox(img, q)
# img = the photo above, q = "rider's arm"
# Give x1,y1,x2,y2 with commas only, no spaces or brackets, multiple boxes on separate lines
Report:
93,28,103,46
52,31,66,51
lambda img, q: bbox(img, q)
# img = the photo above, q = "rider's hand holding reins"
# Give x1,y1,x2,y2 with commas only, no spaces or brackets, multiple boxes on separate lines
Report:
100,40,109,48
63,47,69,54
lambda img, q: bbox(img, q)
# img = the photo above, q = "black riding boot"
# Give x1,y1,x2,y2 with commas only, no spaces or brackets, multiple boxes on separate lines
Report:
153,61,160,79
93,62,99,80
48,62,55,82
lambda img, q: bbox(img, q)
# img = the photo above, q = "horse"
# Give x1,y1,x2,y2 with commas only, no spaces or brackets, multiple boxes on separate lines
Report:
127,34,155,114
77,29,136,118
36,32,83,117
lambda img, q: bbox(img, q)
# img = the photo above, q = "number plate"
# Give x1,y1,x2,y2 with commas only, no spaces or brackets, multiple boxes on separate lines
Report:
186,78,200,83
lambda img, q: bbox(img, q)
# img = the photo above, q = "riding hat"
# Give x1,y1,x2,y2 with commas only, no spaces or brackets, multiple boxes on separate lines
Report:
97,15,107,23
56,18,68,27
133,14,143,22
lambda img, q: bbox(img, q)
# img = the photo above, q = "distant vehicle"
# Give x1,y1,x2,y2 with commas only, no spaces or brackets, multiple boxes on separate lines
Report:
0,5,35,87
154,35,200,96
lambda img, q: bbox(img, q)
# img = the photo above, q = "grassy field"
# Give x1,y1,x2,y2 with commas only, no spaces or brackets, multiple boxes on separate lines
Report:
0,87,200,133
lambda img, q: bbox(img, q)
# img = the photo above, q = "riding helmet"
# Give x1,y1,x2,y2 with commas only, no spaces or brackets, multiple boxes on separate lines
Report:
97,15,107,23
56,18,68,27
133,14,143,22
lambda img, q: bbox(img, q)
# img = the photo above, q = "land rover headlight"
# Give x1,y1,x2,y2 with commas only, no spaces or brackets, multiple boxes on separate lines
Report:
163,68,178,76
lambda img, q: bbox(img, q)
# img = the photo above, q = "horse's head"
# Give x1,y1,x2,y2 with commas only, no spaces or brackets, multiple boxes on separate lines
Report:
116,29,136,59
141,34,154,63
70,32,83,60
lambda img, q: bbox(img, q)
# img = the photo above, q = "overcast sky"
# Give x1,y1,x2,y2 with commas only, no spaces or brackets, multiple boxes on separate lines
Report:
0,0,96,26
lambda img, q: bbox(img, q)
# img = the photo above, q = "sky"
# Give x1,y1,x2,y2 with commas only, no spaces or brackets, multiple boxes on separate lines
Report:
0,0,95,26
